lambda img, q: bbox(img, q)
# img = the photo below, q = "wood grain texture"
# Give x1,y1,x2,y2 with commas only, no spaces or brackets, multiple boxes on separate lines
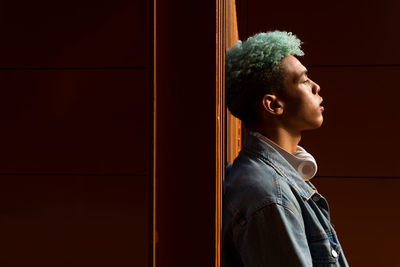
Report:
225,0,242,164
216,0,224,266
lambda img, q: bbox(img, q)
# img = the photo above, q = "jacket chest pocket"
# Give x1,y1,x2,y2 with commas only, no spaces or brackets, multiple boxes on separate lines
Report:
309,235,342,266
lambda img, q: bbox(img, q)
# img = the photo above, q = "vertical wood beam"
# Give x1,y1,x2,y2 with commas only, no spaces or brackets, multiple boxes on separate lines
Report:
152,0,157,265
225,0,241,164
216,0,224,266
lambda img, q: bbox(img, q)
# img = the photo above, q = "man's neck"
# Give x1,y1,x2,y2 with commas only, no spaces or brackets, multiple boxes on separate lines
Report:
256,127,301,154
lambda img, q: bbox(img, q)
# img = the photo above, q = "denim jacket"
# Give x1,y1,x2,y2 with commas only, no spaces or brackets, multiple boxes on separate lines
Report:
223,134,349,267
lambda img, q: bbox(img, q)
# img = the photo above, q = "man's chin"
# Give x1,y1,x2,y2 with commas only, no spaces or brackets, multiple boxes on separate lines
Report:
316,117,324,128
303,118,324,131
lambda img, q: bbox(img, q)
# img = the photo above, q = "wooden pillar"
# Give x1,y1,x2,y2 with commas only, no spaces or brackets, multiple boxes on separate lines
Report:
225,0,242,164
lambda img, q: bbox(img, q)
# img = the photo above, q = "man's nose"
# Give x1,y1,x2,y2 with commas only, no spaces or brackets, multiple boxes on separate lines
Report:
312,80,321,94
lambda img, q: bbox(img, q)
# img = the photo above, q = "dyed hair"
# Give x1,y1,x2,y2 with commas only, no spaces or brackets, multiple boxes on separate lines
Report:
225,31,304,127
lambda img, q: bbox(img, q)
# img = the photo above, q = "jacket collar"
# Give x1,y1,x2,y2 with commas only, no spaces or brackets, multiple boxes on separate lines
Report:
243,133,316,200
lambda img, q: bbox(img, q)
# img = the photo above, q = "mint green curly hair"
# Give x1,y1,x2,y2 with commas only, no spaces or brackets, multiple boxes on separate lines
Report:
226,31,304,125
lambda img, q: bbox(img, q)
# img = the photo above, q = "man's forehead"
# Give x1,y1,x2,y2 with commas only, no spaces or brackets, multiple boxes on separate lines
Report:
281,55,307,77
282,55,305,69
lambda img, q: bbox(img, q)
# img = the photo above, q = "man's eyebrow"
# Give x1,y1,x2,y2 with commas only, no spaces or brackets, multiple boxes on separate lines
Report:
294,70,308,82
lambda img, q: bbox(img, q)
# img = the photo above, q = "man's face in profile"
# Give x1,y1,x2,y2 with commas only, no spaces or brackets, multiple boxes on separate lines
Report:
278,55,324,132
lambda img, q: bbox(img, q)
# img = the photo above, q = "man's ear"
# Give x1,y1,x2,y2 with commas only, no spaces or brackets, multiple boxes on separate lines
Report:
261,94,284,115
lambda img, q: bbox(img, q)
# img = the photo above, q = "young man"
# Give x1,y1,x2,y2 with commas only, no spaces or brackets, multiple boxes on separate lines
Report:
223,31,349,267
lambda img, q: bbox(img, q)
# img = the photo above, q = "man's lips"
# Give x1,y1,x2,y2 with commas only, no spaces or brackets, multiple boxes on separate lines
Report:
319,98,324,111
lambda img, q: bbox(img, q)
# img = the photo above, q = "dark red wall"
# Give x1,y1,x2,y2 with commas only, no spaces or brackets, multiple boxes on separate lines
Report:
236,0,400,266
156,1,217,267
0,0,152,266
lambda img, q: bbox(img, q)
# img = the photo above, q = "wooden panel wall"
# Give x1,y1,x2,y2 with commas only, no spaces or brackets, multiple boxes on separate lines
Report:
237,0,400,266
156,0,217,266
0,0,152,266
312,178,400,267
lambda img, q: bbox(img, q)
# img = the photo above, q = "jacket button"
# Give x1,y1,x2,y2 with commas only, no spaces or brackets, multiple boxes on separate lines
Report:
331,249,338,258
312,194,321,202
